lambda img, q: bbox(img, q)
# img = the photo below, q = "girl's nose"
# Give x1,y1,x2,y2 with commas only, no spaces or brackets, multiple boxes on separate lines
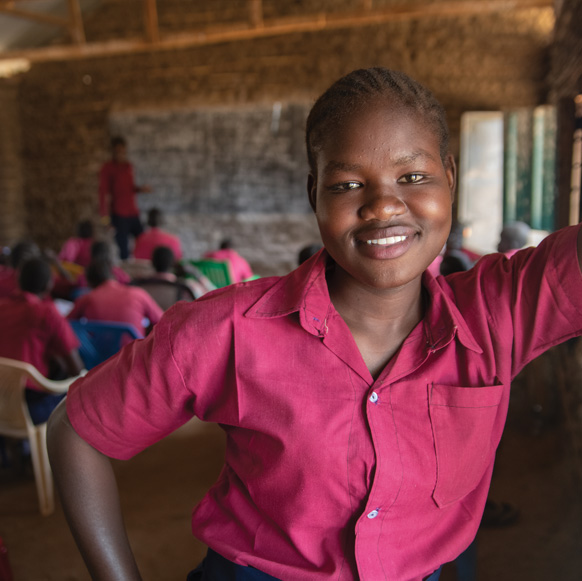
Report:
359,188,407,221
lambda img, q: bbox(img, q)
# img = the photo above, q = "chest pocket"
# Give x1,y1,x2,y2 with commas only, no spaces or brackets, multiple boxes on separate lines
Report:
429,383,504,507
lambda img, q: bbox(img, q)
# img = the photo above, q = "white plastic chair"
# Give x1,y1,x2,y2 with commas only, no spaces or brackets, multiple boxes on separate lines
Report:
0,357,81,516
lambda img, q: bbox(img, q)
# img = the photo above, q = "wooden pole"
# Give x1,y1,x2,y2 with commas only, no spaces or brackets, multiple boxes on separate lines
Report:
249,0,263,28
67,0,86,45
144,0,159,44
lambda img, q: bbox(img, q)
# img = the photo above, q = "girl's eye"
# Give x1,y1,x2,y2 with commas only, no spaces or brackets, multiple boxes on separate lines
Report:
398,173,424,184
329,181,361,192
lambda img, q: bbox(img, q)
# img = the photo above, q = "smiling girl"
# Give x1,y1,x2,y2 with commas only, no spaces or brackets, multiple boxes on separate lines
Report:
48,68,582,581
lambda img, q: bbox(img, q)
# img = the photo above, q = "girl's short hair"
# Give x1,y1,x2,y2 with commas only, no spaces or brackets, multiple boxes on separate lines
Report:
305,67,450,173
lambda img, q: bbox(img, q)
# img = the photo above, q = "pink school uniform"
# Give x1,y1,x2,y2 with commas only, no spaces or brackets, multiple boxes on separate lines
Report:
204,248,253,283
67,279,163,336
0,291,79,382
133,227,183,261
58,237,94,268
65,225,582,580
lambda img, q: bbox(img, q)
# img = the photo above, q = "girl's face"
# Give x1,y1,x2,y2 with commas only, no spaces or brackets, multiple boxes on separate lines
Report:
308,98,455,294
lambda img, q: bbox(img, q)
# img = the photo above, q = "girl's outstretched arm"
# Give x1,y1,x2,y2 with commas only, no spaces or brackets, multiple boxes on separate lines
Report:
47,400,142,581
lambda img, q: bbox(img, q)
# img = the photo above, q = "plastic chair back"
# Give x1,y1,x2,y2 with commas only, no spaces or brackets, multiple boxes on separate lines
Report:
0,357,78,516
69,319,143,370
188,259,233,288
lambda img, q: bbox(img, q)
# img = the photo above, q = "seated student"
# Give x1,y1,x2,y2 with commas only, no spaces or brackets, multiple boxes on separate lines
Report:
133,208,183,261
0,241,40,298
0,257,83,424
48,68,582,581
58,220,95,268
68,258,163,336
498,221,531,257
298,243,323,266
132,246,200,310
74,241,131,290
204,238,253,283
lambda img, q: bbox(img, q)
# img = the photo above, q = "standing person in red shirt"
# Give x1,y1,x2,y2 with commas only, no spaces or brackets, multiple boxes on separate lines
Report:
68,258,163,336
133,207,183,261
99,136,151,260
0,257,83,424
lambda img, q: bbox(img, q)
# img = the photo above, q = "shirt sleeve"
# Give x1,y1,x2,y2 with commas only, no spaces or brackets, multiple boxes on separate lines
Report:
465,224,582,377
45,304,80,356
65,292,236,459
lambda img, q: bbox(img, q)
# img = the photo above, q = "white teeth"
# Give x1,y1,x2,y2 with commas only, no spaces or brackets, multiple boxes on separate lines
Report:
366,236,407,246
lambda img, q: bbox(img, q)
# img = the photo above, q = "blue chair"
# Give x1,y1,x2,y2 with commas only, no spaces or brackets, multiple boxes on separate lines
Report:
69,319,143,370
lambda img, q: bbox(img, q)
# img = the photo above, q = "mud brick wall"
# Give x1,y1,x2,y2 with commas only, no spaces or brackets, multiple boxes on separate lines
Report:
0,77,27,248
7,0,555,275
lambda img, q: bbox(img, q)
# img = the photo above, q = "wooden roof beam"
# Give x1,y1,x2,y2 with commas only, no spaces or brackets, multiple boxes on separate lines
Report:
0,4,69,29
0,0,554,63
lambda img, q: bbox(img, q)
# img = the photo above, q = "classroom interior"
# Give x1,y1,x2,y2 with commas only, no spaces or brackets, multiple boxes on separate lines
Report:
1,0,582,579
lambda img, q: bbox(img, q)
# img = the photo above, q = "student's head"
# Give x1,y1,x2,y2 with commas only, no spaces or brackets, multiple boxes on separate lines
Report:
111,136,127,162
152,246,175,273
306,67,456,291
77,220,94,239
147,208,163,228
19,258,52,296
86,258,113,289
219,239,233,250
298,243,323,265
446,220,467,252
10,241,40,269
91,240,114,261
440,250,473,276
497,221,530,253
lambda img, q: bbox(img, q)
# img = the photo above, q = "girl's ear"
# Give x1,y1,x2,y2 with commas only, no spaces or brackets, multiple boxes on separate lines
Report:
445,154,457,202
307,173,317,212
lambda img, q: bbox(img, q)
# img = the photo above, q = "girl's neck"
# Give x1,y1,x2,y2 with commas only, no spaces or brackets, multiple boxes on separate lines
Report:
327,266,425,379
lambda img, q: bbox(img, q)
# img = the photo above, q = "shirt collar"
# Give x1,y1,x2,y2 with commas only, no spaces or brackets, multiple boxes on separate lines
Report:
246,249,483,353
245,249,331,338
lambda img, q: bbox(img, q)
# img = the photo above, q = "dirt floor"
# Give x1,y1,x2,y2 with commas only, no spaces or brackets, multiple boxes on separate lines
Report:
1,386,582,581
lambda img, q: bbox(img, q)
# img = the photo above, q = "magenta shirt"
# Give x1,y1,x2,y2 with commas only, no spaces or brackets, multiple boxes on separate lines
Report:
66,225,582,581
67,280,163,335
0,291,79,381
59,237,94,268
134,227,183,261
99,160,139,217
204,248,253,283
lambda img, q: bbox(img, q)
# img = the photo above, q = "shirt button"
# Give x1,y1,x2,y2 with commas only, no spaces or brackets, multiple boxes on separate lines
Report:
367,509,379,519
369,392,378,403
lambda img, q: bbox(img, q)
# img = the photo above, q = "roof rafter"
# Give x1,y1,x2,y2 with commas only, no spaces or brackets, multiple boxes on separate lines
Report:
0,0,554,63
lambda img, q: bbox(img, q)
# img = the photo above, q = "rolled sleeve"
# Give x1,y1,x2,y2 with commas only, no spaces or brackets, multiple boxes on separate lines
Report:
66,305,194,460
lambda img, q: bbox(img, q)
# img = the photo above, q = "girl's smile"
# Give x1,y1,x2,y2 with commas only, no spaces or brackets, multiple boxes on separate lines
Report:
308,97,456,295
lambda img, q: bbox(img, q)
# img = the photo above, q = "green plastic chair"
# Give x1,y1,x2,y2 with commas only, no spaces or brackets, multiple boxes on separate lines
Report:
187,259,233,288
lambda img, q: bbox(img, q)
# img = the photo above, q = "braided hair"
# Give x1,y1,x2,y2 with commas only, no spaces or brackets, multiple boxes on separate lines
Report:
305,68,450,173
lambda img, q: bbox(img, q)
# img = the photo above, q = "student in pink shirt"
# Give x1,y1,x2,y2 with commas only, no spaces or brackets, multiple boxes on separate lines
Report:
0,257,83,424
67,258,163,336
58,220,95,268
48,69,582,581
0,241,40,298
204,239,253,283
134,207,183,261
